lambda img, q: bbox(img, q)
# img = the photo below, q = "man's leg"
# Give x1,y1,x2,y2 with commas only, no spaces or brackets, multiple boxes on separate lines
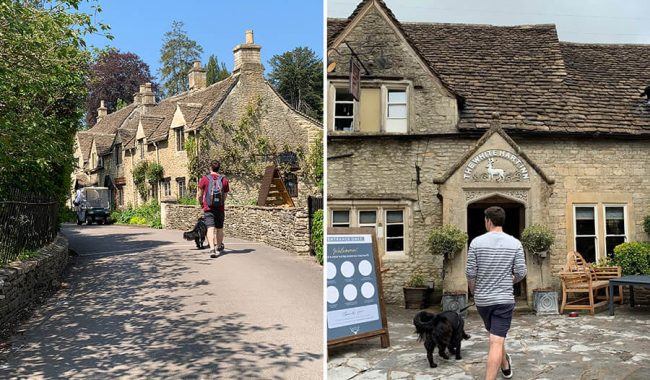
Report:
207,226,215,250
502,341,509,369
216,228,224,247
485,334,505,380
216,210,225,251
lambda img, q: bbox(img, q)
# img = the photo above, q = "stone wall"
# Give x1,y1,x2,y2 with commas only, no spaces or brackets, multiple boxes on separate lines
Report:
0,235,69,327
328,135,650,304
162,204,311,256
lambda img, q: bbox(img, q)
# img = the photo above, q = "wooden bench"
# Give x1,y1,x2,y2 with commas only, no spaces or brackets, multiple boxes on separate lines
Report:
559,251,622,315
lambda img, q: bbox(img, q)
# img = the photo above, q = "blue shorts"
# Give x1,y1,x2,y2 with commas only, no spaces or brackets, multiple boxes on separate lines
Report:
476,303,515,338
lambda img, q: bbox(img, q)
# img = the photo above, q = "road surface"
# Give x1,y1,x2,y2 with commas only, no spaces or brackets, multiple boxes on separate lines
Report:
0,224,323,379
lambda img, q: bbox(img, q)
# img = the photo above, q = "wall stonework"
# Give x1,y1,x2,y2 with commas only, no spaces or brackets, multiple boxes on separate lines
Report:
163,204,311,256
0,235,68,327
328,135,650,305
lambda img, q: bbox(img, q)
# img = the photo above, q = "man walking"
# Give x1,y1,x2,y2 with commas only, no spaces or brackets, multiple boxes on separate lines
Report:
466,206,526,380
196,160,230,258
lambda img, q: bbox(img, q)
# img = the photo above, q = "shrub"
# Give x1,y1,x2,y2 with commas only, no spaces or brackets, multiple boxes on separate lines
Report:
146,162,164,184
111,202,161,228
611,242,650,275
406,272,426,288
521,224,555,258
129,216,147,225
58,206,77,224
177,196,198,206
311,209,323,265
428,224,468,259
644,215,650,235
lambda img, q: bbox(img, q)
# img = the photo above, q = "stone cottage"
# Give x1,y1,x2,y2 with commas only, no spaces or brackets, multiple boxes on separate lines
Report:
327,0,650,305
73,30,322,209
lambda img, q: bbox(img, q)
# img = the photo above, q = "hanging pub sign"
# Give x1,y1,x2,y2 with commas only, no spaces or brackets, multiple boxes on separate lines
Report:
327,228,390,348
349,59,361,101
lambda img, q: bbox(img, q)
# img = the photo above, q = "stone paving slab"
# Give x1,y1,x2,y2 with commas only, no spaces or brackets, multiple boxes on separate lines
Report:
328,304,650,380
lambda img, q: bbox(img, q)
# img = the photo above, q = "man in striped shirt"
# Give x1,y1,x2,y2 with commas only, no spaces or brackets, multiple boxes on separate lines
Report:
466,206,527,380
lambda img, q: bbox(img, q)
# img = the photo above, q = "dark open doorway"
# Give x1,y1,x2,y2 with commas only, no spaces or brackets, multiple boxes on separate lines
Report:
467,195,526,299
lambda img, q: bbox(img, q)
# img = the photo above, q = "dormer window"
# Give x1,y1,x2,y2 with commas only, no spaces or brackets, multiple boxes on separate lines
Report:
175,127,185,151
138,139,144,159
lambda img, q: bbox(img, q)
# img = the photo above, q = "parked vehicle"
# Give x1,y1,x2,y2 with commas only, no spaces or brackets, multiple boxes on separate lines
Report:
75,187,111,225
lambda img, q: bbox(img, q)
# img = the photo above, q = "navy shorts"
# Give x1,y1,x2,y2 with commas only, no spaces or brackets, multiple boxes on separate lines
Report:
204,209,225,229
476,303,515,338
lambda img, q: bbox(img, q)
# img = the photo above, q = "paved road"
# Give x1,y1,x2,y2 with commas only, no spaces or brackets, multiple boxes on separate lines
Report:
0,224,323,379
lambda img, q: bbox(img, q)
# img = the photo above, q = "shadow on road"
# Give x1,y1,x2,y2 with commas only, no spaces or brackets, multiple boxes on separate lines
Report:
0,228,320,378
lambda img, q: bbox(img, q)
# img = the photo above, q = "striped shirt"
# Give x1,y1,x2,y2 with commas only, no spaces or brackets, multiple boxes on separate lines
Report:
466,232,527,307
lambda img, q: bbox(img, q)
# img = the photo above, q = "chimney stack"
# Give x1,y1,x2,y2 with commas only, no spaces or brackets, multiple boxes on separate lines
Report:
97,100,107,121
233,29,263,75
188,61,207,90
140,83,155,105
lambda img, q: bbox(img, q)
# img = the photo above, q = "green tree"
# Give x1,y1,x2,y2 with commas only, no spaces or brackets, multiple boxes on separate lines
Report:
0,0,110,201
159,20,203,97
268,47,323,121
205,54,230,85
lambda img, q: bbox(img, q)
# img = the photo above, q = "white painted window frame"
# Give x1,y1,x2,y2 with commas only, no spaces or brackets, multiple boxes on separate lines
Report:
573,204,598,261
603,204,628,257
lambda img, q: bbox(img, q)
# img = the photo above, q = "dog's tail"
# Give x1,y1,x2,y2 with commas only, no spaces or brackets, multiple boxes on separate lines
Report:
413,311,436,342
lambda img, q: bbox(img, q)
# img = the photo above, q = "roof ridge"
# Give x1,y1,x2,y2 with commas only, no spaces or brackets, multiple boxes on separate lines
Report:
560,41,650,47
401,21,557,28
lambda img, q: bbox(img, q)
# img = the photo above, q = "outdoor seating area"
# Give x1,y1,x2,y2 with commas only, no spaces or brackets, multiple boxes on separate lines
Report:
559,251,623,315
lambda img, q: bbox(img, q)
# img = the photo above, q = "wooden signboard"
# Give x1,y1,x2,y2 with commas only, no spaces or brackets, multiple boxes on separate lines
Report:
327,227,390,348
257,166,294,207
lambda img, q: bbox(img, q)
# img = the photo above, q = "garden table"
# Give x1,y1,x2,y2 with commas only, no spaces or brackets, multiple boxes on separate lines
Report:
608,275,650,316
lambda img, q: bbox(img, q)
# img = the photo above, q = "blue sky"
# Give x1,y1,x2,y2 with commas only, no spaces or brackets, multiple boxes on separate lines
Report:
80,0,324,82
329,0,650,44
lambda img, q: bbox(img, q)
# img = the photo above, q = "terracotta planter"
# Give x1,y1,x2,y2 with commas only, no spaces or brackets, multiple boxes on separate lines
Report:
403,287,432,309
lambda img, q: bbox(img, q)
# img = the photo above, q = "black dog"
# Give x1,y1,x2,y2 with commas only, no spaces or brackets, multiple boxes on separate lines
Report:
183,217,207,249
413,310,470,368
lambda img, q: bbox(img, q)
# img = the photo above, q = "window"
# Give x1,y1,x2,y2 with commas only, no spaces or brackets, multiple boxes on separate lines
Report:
334,88,354,131
115,144,122,165
177,177,186,198
574,206,597,263
162,178,171,197
138,139,144,159
332,210,350,228
358,210,377,227
98,157,103,168
385,210,404,254
284,173,298,197
384,89,407,133
175,127,185,151
117,186,124,206
604,206,626,257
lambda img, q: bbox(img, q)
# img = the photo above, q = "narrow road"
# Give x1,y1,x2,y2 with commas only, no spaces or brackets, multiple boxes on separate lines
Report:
0,224,323,379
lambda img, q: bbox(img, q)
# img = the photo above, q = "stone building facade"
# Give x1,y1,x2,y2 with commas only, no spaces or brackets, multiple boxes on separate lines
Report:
327,0,650,305
73,30,322,209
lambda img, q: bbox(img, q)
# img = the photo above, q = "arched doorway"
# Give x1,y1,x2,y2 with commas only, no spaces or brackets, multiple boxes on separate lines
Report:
467,194,527,300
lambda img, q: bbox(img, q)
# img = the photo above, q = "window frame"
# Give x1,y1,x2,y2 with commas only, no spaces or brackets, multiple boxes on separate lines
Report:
177,177,186,199
382,85,409,133
175,127,185,152
114,143,122,166
573,204,598,263
333,86,355,132
138,139,144,159
384,209,405,255
603,204,627,258
331,209,350,228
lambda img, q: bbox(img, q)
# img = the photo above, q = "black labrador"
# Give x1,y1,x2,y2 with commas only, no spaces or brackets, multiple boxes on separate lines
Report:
413,310,471,368
183,217,207,249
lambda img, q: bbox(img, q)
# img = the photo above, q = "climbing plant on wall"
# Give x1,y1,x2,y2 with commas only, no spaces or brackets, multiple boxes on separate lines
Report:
133,160,149,199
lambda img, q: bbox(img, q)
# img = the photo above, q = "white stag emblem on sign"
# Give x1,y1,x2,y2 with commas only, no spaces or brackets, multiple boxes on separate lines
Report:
485,158,505,181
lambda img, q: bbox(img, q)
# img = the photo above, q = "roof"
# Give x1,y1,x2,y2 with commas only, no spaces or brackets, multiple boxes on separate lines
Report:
93,134,115,156
76,132,95,162
86,103,137,135
328,1,650,136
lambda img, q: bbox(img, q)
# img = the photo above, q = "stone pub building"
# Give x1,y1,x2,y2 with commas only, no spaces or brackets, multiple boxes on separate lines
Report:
327,0,650,305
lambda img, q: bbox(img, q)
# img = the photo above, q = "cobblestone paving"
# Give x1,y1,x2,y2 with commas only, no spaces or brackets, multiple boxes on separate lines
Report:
329,304,650,380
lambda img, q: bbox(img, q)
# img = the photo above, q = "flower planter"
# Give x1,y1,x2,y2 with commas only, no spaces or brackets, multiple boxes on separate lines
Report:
442,292,468,318
403,287,432,309
533,288,559,315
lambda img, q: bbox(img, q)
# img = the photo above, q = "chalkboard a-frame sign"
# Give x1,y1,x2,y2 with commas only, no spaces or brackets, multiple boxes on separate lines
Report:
327,227,390,348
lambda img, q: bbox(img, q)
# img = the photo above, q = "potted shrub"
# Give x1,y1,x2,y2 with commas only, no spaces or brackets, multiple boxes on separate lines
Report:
428,224,468,260
521,224,557,315
428,225,468,313
610,242,650,276
403,272,431,309
521,224,555,260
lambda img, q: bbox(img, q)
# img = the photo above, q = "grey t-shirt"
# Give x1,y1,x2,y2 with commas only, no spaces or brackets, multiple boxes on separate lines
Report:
466,231,527,307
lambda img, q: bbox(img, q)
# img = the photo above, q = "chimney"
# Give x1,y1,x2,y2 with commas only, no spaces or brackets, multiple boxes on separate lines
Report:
188,61,207,90
233,29,263,75
140,83,155,105
97,100,107,121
